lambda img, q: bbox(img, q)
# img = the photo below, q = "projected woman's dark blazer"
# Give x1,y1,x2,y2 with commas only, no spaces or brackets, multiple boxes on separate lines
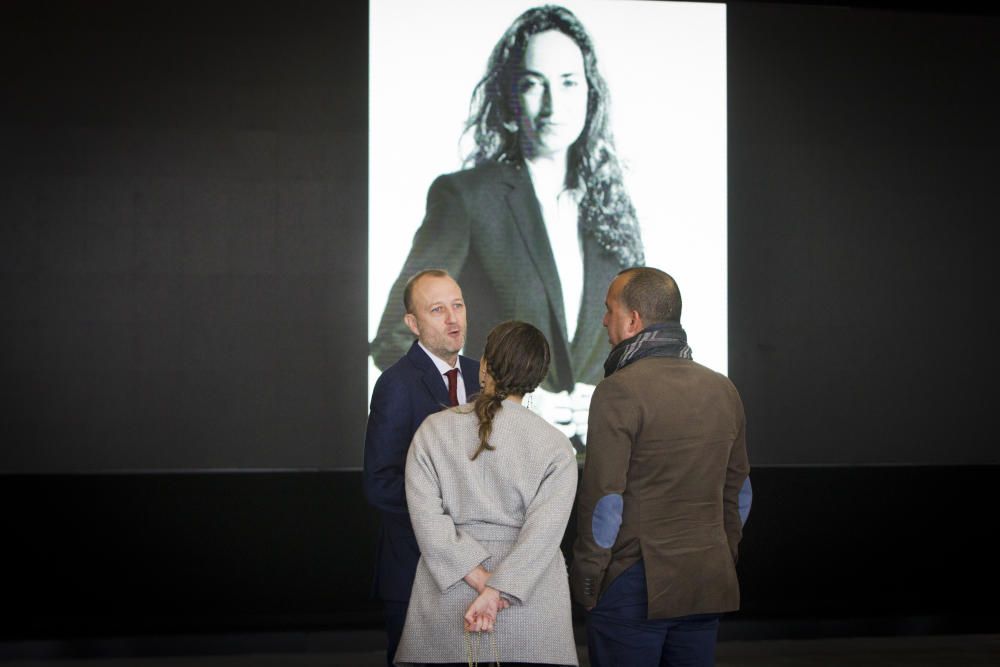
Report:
371,162,624,392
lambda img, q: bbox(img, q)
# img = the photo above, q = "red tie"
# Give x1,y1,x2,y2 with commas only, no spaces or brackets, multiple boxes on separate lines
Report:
445,368,459,406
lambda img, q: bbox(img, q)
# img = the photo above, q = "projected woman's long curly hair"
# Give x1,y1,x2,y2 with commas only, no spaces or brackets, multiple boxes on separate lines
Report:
462,4,644,268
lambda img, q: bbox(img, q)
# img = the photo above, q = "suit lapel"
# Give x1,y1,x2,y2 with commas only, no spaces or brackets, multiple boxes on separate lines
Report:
503,166,569,342
570,233,620,384
407,342,450,408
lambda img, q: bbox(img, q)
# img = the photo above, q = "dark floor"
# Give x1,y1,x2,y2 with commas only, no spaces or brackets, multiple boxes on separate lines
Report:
2,632,999,666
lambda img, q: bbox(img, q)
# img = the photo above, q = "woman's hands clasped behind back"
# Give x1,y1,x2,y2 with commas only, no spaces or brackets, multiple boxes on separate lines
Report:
462,564,510,633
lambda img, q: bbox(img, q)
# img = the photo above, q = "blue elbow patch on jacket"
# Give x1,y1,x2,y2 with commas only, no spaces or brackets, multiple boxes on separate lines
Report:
738,477,753,525
592,494,623,548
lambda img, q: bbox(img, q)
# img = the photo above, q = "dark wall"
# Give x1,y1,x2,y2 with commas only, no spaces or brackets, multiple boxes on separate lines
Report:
2,0,999,646
3,467,998,643
2,472,381,640
1,1,369,472
729,2,999,465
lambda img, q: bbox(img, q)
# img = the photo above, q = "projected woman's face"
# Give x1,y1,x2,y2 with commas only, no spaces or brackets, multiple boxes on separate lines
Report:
514,30,589,161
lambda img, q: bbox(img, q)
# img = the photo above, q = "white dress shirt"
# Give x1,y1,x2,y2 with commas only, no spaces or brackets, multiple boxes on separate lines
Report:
418,341,467,404
525,160,583,342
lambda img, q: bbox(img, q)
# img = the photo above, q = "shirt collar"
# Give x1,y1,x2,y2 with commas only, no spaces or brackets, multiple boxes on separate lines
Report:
417,340,461,378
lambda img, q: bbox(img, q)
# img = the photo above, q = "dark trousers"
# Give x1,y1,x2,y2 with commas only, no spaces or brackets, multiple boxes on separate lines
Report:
586,560,720,667
383,599,411,667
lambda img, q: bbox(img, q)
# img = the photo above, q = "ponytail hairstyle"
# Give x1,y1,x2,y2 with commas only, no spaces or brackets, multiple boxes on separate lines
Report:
471,320,551,460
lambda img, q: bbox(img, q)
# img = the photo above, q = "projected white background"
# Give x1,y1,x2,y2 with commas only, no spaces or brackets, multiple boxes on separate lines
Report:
369,0,727,409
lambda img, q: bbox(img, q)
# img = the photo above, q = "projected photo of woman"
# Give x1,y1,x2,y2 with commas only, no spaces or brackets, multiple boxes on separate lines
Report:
371,5,643,444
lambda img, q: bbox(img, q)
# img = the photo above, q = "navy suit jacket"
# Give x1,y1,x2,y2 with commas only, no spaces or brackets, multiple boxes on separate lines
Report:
363,340,480,602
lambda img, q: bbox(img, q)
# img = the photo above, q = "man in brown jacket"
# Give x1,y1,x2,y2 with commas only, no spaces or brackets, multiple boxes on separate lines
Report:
571,267,749,667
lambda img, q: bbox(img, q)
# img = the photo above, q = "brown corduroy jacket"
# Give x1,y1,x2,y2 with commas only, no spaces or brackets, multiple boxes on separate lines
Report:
570,355,749,619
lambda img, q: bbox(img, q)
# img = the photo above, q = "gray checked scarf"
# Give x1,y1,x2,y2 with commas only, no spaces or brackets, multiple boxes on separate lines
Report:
603,322,692,378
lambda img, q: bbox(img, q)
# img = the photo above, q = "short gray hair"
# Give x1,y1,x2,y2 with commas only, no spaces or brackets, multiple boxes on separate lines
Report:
617,267,682,324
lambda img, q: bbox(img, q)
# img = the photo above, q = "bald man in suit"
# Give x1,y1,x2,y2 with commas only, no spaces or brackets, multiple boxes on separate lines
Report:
363,269,480,667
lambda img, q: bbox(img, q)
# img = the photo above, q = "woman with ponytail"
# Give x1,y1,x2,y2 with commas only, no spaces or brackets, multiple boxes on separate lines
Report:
394,321,580,667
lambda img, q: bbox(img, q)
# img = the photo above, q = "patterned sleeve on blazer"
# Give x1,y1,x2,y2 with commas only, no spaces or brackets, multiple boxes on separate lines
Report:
405,412,491,593
486,430,578,604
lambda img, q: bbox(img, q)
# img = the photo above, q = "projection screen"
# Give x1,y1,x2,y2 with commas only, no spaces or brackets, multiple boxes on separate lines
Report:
369,0,727,452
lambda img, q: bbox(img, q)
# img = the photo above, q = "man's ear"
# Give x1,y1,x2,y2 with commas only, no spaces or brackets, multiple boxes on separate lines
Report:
404,313,420,337
628,311,644,338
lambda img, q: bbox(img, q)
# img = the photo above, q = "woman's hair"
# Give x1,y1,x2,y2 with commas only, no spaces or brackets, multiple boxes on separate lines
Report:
462,4,644,268
471,320,551,460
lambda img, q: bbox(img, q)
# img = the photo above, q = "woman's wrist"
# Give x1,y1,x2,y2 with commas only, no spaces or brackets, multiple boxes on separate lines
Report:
464,565,490,593
480,585,500,599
